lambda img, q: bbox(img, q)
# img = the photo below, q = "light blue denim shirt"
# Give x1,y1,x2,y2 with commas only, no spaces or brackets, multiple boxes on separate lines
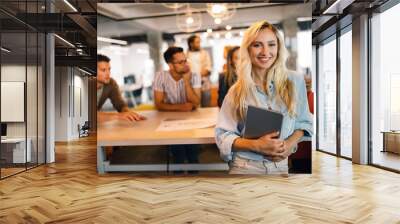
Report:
215,72,313,162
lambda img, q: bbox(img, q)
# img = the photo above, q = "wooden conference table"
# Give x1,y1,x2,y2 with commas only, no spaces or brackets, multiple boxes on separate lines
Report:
97,107,229,174
381,131,400,154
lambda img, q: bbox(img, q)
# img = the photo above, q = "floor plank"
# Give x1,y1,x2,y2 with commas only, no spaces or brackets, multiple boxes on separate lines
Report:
0,135,399,223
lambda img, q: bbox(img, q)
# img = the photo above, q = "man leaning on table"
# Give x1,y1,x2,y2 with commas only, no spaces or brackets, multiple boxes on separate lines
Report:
97,54,145,122
153,46,201,174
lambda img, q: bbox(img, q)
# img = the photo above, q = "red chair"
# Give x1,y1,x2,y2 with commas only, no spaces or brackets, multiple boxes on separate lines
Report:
289,90,313,173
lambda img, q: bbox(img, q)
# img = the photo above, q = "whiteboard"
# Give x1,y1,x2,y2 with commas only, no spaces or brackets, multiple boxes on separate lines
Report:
1,82,25,122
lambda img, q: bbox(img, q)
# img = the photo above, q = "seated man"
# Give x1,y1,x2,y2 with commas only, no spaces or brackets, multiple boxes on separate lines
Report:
154,47,201,111
154,46,201,173
97,54,145,122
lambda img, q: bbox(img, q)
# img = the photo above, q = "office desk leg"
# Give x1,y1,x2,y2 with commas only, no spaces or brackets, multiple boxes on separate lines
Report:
97,146,106,174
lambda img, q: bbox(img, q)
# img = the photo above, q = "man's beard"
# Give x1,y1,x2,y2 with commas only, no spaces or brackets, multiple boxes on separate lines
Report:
97,79,110,85
176,70,185,76
176,68,189,76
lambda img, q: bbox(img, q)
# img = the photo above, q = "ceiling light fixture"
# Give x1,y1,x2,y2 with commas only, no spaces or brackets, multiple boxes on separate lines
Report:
226,25,232,30
214,18,222,25
207,3,238,23
1,47,11,53
97,36,127,46
63,0,78,12
54,34,75,48
78,67,92,76
211,4,226,14
322,0,352,15
162,3,186,10
76,49,84,55
186,17,194,25
176,5,202,33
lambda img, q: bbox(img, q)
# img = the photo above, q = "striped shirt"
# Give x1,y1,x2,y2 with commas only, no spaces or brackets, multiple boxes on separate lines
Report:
153,70,201,104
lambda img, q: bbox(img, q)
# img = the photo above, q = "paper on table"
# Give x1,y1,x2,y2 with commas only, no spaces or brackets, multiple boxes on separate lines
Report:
156,118,216,131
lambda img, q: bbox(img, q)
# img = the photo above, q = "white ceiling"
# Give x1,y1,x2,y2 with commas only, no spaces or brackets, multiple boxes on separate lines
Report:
97,3,311,38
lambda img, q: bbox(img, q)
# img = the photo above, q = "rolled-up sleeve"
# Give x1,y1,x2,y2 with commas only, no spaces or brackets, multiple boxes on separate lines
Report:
293,74,314,142
214,91,241,162
109,78,128,112
153,71,164,92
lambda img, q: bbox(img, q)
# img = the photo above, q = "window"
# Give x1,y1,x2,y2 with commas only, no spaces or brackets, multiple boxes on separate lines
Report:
339,28,352,158
370,2,400,171
317,36,337,154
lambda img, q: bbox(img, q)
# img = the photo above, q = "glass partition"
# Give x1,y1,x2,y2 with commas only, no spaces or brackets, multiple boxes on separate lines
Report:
317,36,337,155
370,3,400,171
1,31,28,178
339,28,352,158
0,1,46,179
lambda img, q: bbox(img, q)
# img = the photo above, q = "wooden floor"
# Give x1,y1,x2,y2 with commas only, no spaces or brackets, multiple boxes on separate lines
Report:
1,136,400,223
1,167,26,178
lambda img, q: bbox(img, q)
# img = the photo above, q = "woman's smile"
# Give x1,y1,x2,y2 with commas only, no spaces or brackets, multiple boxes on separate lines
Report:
257,55,273,63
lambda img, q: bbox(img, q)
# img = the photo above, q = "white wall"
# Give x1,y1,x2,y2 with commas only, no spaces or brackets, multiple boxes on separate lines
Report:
98,43,152,86
54,67,89,141
55,66,68,141
72,74,89,138
98,43,155,106
297,30,312,71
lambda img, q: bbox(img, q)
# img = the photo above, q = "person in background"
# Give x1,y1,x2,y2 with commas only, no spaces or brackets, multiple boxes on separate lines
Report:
218,46,240,107
215,20,313,175
154,46,201,173
154,47,201,111
97,54,145,122
186,35,212,107
221,45,233,75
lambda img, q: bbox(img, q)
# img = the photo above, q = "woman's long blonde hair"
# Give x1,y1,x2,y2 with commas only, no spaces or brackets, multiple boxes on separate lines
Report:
231,20,296,120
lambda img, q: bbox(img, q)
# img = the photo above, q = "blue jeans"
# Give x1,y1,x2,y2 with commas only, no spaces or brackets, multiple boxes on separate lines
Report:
201,90,211,107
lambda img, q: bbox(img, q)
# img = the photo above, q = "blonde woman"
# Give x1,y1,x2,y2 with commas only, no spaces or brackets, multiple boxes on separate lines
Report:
215,21,313,175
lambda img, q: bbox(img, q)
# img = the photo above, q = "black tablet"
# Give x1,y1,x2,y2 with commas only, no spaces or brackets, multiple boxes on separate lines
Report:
243,105,283,139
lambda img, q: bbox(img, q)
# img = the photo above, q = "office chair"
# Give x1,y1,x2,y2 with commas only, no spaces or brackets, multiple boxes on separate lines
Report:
78,121,90,138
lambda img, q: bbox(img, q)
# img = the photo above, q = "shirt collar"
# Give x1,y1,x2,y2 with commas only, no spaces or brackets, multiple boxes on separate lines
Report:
254,80,275,93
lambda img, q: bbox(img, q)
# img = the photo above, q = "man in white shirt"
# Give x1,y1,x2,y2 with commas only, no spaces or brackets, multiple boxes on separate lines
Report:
153,46,201,174
187,35,212,107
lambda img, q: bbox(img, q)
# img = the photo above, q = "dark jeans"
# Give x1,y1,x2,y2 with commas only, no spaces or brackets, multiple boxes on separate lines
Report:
170,145,199,164
201,90,211,107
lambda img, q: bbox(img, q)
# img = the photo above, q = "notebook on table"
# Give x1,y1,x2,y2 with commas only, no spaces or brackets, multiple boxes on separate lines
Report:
243,105,283,139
